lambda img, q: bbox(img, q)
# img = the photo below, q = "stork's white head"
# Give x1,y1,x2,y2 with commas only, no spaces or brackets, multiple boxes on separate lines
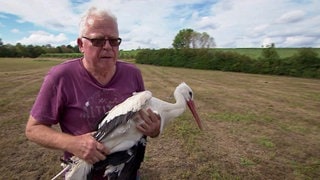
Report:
175,82,194,101
175,82,203,130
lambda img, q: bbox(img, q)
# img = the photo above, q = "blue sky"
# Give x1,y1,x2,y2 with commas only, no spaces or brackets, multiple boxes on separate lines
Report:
0,0,319,50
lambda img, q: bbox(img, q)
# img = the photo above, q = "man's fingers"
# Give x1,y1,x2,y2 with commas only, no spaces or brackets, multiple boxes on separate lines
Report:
97,143,109,155
147,109,161,122
147,109,159,122
82,135,109,164
139,109,152,125
95,150,106,161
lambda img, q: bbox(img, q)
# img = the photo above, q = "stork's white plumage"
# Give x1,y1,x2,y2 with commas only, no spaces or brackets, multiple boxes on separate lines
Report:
53,82,202,180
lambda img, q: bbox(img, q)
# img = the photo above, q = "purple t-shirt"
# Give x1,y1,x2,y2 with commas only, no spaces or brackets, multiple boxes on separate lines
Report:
31,58,144,137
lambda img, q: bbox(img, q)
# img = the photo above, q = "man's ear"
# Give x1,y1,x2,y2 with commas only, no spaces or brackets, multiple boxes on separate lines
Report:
77,38,84,53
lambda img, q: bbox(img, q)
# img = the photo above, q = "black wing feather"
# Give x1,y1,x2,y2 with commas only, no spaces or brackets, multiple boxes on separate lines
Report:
93,111,136,142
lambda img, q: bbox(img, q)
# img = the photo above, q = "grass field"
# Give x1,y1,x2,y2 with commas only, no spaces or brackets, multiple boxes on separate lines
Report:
0,58,319,179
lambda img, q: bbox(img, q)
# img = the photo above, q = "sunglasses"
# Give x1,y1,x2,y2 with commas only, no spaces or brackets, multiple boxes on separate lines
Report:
82,36,122,47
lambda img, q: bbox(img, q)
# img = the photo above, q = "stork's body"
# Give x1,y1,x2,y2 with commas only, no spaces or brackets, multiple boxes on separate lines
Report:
54,82,202,180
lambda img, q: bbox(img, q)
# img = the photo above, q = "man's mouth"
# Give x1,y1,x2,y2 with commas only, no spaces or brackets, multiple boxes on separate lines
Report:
100,56,113,59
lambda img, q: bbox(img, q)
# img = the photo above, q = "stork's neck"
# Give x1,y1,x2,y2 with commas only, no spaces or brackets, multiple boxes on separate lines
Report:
167,90,187,118
173,90,187,108
158,90,187,133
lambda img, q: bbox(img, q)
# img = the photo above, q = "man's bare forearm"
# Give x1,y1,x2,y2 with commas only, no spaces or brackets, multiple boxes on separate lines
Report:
25,115,73,151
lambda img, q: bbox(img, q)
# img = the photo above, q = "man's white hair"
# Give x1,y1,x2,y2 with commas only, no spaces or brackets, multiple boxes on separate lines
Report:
78,7,118,37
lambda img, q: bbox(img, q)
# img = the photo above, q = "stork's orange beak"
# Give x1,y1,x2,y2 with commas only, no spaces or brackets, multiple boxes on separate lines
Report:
187,100,203,130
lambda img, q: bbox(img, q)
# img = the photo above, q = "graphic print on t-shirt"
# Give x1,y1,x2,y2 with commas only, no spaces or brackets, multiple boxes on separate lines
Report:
80,89,124,131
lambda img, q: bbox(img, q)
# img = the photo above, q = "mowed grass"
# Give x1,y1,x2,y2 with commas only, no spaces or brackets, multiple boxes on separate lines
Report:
0,58,319,179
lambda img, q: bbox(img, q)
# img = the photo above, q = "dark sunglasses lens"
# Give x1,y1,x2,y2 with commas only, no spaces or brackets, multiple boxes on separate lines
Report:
109,39,121,46
92,39,105,47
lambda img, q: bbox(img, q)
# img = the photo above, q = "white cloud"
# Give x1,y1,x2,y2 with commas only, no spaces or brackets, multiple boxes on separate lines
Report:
261,37,273,47
69,40,78,47
284,36,318,47
11,28,20,33
276,10,305,24
0,0,79,33
17,31,68,46
196,16,218,30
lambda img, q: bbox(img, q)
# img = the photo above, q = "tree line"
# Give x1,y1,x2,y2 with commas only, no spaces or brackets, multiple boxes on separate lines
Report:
136,48,320,79
0,39,80,58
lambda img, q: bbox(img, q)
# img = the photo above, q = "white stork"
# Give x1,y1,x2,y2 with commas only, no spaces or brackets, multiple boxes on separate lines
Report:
52,82,202,180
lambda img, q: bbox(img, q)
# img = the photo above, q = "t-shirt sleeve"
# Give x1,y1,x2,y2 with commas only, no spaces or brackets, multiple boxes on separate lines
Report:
30,70,64,125
136,68,145,92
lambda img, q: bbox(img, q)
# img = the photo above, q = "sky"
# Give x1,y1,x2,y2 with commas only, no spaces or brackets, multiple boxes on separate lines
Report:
0,0,319,50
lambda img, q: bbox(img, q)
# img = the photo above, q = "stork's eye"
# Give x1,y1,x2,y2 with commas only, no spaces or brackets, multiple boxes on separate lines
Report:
189,91,193,98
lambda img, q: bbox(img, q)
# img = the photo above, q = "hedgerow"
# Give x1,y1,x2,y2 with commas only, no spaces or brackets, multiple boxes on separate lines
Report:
136,48,320,79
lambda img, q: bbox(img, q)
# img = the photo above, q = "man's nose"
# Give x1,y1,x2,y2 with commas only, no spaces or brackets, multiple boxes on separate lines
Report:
103,40,112,49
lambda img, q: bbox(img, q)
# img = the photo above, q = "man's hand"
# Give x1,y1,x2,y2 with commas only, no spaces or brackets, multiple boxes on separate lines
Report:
136,109,161,138
67,133,110,164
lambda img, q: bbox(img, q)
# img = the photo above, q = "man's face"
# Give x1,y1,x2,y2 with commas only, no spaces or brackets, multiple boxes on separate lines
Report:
78,17,120,70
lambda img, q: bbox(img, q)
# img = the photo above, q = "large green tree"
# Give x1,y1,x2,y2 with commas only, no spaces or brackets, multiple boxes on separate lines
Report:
172,28,216,49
